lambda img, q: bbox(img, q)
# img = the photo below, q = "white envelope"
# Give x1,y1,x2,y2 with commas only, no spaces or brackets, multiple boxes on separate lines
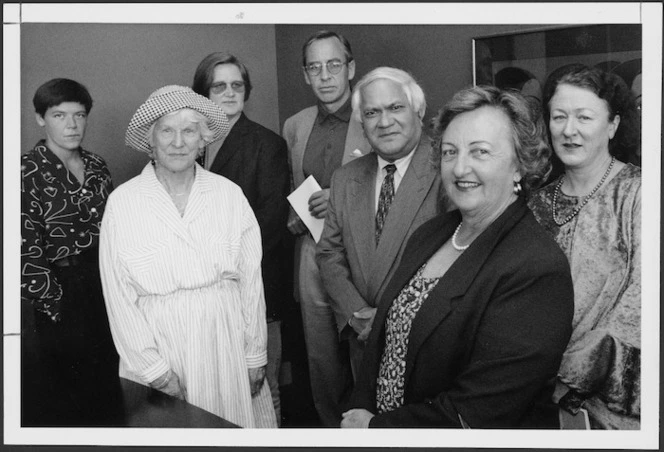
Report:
287,175,325,242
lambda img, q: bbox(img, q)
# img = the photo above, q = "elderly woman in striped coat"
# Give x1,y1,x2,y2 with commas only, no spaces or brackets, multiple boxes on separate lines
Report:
99,85,277,428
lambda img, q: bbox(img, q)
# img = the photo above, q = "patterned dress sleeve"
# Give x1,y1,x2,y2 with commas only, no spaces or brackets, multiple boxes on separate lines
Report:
238,196,268,369
20,156,63,321
595,183,641,416
559,181,641,418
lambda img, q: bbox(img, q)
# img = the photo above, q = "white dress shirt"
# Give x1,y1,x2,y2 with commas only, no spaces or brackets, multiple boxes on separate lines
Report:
374,147,417,212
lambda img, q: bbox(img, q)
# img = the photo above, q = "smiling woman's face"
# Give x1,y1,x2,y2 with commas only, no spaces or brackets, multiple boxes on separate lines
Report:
151,109,203,175
440,106,520,223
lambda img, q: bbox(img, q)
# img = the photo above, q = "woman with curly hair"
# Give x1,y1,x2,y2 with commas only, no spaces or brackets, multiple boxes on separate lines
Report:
342,86,574,428
529,65,641,429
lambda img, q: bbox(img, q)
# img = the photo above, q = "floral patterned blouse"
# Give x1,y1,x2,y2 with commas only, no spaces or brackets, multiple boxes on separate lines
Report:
21,141,113,320
528,164,641,429
376,264,441,414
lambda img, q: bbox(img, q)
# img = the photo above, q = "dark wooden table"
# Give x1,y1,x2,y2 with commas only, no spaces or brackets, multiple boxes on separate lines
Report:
21,375,238,428
118,377,238,428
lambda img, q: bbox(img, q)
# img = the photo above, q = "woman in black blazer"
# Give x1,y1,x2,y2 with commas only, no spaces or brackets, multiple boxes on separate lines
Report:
341,86,574,429
193,53,291,425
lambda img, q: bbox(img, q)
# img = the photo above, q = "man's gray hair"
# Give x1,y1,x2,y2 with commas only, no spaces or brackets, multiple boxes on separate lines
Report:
351,66,426,122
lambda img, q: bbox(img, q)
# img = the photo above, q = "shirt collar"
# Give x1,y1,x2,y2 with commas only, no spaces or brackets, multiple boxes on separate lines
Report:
36,139,86,164
316,97,352,124
376,145,417,177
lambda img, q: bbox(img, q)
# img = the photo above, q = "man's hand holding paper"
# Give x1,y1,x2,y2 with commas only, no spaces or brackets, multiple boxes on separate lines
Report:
287,175,326,242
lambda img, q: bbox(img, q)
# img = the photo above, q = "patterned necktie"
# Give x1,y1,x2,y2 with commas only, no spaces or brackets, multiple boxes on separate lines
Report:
375,164,397,245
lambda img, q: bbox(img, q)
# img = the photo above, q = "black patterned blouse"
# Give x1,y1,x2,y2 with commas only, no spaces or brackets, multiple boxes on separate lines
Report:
376,264,441,414
21,141,113,320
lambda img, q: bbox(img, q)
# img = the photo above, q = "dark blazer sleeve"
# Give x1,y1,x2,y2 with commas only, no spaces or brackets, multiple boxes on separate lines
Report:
252,131,290,253
350,207,574,428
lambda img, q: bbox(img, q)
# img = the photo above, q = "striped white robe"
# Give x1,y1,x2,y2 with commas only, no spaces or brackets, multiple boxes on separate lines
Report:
100,163,276,428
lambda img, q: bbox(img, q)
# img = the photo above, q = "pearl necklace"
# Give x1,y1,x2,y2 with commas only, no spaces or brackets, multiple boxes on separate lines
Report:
451,222,470,251
552,156,615,226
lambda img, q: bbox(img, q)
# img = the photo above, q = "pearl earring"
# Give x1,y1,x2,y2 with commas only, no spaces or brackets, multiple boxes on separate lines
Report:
513,180,522,195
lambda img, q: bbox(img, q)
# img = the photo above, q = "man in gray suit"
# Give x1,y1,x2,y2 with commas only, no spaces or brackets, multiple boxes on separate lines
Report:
316,67,446,385
282,30,370,427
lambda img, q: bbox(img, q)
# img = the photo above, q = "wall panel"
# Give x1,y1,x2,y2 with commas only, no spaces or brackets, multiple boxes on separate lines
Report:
21,23,280,185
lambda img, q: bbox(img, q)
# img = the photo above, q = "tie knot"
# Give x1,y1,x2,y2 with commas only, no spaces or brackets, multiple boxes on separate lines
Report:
385,164,396,175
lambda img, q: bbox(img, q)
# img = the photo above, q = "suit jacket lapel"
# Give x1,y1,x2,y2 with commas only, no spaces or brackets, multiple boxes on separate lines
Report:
373,211,455,312
368,136,437,301
292,107,368,189
342,116,370,165
209,113,248,174
368,211,456,382
402,199,530,385
292,108,317,188
347,154,377,285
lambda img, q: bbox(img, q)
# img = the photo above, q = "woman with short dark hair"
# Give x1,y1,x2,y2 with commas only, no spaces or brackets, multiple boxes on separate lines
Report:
21,78,118,425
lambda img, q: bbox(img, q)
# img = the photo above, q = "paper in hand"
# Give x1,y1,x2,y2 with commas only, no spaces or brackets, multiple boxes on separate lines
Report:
287,175,325,242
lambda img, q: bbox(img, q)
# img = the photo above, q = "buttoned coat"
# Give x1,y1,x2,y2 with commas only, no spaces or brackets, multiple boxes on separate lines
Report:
349,199,574,428
316,136,445,332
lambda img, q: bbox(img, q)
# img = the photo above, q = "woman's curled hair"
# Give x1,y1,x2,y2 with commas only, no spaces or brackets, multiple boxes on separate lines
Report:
542,64,640,163
431,85,551,195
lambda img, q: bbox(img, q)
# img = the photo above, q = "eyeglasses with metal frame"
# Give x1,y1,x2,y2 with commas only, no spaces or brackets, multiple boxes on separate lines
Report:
303,59,349,77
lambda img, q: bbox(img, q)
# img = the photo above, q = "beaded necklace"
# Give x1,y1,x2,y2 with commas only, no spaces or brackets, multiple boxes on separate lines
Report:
552,156,615,226
451,222,470,252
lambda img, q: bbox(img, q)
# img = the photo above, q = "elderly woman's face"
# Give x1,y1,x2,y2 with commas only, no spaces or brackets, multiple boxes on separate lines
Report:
548,83,619,171
440,106,520,221
151,110,204,174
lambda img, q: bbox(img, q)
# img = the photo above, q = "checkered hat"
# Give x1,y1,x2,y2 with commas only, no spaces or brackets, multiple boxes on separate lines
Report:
125,85,230,153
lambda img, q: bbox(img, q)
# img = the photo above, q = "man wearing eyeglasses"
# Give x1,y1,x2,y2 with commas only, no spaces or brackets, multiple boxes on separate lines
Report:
283,30,370,427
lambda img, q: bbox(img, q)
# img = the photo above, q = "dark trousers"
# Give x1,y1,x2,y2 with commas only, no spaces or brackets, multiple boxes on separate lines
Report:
297,236,353,427
21,251,122,426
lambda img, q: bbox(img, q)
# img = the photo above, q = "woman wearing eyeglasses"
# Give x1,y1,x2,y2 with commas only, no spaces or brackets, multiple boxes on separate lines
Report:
192,52,291,426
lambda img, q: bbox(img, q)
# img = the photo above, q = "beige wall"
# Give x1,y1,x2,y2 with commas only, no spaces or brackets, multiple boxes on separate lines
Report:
21,23,543,186
21,23,281,185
